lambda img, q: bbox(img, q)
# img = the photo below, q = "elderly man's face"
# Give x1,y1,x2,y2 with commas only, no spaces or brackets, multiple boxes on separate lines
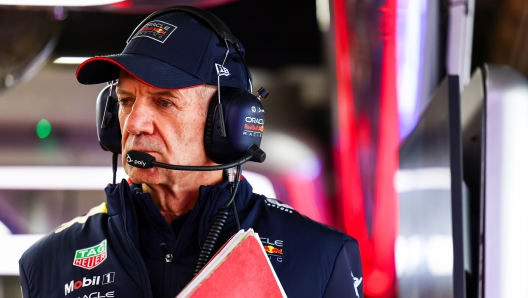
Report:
116,71,216,185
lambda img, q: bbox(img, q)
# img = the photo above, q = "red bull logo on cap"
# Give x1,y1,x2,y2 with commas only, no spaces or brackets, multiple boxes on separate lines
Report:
131,20,177,44
140,27,167,35
153,28,166,34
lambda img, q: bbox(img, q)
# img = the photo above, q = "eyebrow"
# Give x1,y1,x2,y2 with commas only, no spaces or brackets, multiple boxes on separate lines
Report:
115,89,133,96
151,90,178,97
115,89,180,97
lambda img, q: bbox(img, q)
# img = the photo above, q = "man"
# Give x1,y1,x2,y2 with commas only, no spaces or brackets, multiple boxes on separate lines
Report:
19,6,363,298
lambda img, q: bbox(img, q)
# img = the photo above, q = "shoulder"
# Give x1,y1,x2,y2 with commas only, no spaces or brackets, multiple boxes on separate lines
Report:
322,233,363,298
56,202,109,233
257,195,351,236
247,195,361,296
20,203,109,279
20,197,148,298
248,194,355,252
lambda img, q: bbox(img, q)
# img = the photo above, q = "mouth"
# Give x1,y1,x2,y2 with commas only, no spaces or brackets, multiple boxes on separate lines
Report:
125,149,156,159
127,148,157,155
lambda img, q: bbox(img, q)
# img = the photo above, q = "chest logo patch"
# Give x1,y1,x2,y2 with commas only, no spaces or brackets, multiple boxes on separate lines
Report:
73,240,107,270
260,237,284,262
263,245,283,255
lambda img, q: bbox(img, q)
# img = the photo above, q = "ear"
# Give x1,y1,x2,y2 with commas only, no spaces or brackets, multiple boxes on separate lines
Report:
204,87,264,164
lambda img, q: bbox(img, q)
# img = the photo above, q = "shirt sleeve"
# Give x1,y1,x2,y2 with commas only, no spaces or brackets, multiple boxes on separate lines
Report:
322,238,364,298
19,259,30,298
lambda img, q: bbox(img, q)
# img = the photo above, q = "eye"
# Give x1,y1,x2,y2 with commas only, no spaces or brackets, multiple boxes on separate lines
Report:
158,99,173,108
117,97,134,113
118,97,133,106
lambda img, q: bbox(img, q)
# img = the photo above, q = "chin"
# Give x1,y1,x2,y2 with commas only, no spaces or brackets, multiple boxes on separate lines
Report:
125,165,161,184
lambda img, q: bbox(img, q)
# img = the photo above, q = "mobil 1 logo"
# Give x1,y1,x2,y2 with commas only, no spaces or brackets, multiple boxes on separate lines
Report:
64,272,115,296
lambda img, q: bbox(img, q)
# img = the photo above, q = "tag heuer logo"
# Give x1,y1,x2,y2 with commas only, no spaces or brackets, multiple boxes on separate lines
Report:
73,240,107,270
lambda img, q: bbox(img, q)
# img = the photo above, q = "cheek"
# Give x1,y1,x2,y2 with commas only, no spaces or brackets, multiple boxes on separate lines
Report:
118,110,126,132
121,154,129,170
173,116,207,151
118,112,130,145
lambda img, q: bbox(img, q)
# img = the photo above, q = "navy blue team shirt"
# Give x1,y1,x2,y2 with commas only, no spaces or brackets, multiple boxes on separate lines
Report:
19,177,363,297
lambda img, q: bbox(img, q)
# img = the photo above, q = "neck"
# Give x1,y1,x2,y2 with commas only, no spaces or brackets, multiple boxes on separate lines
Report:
142,170,223,223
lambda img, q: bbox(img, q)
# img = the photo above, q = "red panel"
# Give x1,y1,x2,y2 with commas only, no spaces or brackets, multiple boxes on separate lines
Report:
371,0,399,296
332,0,366,239
332,0,398,296
283,174,332,226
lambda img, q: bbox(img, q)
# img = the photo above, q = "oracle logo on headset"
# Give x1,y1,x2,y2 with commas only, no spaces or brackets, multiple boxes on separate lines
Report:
245,117,264,125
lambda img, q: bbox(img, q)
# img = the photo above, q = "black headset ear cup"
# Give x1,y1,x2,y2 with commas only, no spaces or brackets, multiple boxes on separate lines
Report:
96,84,122,154
204,87,265,164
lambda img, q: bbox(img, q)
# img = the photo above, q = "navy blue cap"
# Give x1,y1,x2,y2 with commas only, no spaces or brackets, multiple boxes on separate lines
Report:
76,10,250,90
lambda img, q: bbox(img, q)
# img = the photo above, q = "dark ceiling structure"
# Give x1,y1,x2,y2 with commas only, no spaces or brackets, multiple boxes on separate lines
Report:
4,0,528,93
54,0,323,69
0,0,322,93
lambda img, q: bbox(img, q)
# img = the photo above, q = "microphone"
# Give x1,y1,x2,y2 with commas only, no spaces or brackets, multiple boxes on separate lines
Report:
126,145,265,171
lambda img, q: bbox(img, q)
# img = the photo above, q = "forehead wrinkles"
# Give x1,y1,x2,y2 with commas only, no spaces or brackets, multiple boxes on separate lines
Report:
116,74,214,111
117,84,193,110
193,84,216,112
177,85,215,112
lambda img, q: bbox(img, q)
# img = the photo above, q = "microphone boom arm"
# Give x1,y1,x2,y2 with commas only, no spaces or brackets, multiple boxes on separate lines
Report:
151,154,252,171
126,144,265,171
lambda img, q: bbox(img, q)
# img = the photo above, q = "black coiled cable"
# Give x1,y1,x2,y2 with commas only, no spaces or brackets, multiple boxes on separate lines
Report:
194,165,242,275
194,209,229,274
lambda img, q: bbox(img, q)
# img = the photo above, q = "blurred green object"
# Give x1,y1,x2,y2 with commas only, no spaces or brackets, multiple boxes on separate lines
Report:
36,119,51,138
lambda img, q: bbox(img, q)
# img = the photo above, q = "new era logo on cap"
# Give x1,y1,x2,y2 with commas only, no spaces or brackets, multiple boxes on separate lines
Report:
131,20,177,44
215,63,230,77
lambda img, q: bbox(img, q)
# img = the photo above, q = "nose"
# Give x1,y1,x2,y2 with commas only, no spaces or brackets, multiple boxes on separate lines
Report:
123,98,155,136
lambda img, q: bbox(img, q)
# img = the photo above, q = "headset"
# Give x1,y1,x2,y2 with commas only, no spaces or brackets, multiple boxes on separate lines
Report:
96,6,269,170
96,83,267,166
95,6,269,274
